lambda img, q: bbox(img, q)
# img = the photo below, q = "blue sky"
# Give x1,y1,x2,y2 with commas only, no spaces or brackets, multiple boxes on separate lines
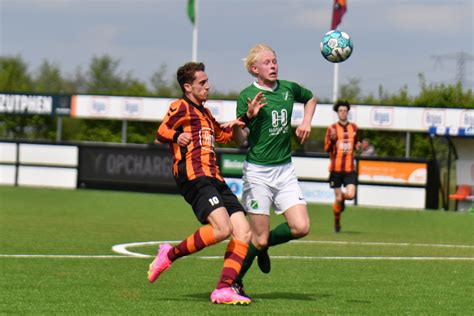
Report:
1,0,473,100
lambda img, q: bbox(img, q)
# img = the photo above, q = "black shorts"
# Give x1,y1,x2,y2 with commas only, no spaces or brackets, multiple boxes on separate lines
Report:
329,171,357,188
178,176,245,224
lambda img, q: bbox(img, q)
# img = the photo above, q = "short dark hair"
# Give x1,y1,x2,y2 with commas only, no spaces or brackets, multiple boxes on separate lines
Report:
177,62,205,93
333,100,351,112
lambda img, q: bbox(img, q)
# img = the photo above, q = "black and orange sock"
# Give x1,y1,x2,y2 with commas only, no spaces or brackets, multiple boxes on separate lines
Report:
167,225,217,261
216,239,249,289
235,242,258,285
333,202,342,222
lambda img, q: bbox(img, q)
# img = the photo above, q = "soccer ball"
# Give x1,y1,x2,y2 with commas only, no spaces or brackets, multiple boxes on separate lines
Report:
320,30,353,63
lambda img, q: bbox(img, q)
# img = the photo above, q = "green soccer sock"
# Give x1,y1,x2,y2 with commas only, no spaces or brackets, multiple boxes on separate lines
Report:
236,223,295,284
235,241,259,284
268,222,294,247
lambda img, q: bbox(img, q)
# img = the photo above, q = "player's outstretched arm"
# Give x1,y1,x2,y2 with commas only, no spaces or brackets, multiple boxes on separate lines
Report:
296,96,317,144
220,120,249,146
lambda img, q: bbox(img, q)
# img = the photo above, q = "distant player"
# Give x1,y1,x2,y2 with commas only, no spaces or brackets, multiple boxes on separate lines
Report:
149,62,251,305
360,138,376,156
324,100,361,232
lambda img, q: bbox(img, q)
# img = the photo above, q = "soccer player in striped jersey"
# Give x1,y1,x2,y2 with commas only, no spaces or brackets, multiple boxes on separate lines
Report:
230,44,317,298
149,62,252,305
324,100,361,233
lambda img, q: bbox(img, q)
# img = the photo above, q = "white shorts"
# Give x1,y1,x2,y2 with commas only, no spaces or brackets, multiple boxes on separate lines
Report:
242,161,306,215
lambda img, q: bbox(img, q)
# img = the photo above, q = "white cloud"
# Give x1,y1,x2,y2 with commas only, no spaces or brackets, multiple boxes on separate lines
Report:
76,24,122,56
389,3,471,33
291,9,331,30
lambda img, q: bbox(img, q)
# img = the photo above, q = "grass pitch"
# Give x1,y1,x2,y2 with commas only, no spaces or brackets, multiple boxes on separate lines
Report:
1,187,473,315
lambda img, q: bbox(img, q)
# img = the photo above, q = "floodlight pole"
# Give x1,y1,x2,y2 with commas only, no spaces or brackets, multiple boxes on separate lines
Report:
191,0,199,62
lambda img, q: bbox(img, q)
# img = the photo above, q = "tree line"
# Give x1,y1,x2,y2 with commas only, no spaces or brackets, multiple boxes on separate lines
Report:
1,54,473,159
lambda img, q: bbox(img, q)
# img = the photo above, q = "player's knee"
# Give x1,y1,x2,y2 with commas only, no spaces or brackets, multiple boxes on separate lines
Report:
343,191,355,200
233,225,251,244
213,224,232,242
292,221,310,238
253,235,269,250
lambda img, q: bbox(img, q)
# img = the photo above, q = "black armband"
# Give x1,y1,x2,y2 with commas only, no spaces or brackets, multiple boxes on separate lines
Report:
173,131,182,143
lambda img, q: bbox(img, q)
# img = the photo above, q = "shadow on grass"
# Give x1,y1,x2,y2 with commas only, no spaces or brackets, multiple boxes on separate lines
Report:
181,292,330,302
335,230,362,234
346,299,371,304
254,292,331,301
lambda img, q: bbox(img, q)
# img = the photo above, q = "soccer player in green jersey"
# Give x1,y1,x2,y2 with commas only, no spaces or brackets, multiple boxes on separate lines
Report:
231,44,317,297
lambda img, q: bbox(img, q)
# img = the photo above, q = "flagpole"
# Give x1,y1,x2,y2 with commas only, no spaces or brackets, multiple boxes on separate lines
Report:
192,0,199,62
332,63,339,102
330,0,347,103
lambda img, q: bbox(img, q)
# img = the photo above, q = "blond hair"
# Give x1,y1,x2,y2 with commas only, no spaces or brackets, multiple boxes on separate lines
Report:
244,44,276,77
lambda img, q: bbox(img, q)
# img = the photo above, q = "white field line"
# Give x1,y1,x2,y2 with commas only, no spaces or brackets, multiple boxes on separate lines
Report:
1,254,473,261
111,240,474,260
198,256,474,261
2,240,473,260
0,254,132,259
291,240,474,248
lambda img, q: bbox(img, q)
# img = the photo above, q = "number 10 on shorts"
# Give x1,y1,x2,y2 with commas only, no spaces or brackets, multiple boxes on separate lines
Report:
208,196,219,206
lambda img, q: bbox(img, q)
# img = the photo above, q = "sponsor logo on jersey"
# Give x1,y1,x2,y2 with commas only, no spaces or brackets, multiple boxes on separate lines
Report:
269,109,289,136
199,127,215,152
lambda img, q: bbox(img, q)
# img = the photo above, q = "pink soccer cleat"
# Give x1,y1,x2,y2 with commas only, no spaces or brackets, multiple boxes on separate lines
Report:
210,287,251,305
147,243,173,283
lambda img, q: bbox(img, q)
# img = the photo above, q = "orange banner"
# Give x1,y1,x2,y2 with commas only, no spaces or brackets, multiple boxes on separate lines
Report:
358,160,427,185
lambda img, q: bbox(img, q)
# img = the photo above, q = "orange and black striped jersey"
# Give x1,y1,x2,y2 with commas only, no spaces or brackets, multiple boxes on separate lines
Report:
324,122,359,173
156,96,233,183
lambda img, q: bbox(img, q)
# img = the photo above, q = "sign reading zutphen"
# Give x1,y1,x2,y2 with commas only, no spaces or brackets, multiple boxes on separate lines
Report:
0,93,52,114
0,93,71,116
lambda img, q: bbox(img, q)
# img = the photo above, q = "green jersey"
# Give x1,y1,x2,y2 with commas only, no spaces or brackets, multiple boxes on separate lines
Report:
237,80,313,165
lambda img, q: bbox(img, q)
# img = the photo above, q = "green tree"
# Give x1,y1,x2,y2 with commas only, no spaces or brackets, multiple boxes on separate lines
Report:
34,60,67,93
29,60,70,140
85,55,123,94
0,56,33,92
150,63,180,97
73,55,149,143
339,77,362,102
0,56,35,139
414,74,474,108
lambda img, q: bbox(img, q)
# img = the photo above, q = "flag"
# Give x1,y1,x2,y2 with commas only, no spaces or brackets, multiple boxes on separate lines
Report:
187,0,195,25
331,0,347,30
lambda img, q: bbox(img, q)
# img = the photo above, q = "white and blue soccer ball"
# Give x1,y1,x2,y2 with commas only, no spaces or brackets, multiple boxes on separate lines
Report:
320,30,353,63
